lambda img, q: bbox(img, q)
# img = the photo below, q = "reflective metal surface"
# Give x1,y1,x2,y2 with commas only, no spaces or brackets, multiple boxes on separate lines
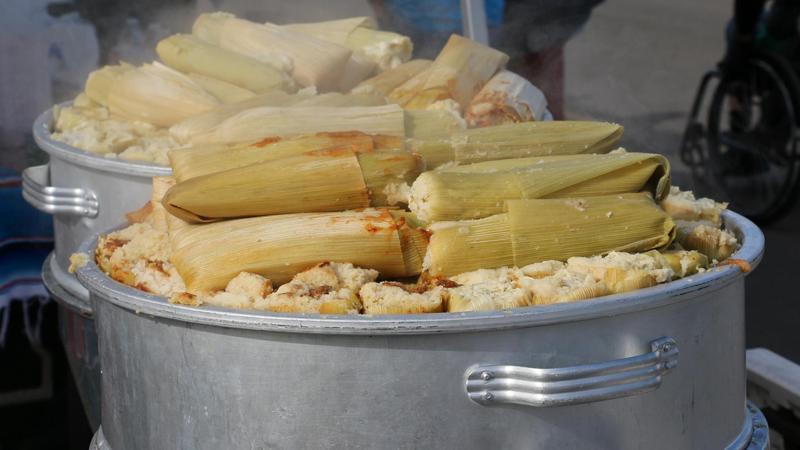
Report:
42,253,101,430
26,106,170,299
76,212,764,449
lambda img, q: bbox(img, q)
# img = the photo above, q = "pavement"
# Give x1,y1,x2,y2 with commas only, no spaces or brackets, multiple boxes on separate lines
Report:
567,0,800,363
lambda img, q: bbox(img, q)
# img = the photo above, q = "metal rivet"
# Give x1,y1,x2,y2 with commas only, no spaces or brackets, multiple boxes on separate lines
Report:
661,343,673,352
480,371,494,381
483,392,494,401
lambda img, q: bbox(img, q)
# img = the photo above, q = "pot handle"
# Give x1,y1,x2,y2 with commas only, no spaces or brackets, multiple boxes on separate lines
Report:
465,336,678,408
22,164,99,218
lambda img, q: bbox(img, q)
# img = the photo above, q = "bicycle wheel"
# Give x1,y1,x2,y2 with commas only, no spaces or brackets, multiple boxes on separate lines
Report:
705,53,800,223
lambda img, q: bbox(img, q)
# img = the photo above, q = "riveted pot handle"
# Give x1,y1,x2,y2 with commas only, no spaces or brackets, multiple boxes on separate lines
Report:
22,164,99,218
465,337,678,408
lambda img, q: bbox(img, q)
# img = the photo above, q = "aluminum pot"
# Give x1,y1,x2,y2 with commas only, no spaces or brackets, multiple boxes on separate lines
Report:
41,252,101,430
24,105,171,301
76,211,765,450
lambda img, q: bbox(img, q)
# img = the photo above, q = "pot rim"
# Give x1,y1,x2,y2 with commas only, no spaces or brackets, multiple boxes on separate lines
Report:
74,210,764,335
43,253,93,317
33,104,172,177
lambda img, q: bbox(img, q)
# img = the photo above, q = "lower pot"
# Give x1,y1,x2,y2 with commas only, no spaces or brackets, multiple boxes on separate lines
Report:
77,211,765,450
42,252,101,430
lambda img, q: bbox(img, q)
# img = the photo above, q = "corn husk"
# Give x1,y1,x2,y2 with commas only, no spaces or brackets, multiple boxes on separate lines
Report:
169,132,384,182
187,73,256,104
674,220,738,261
170,208,425,292
107,62,220,127
193,13,352,91
645,250,709,278
452,121,624,164
151,177,176,231
156,34,295,94
425,193,676,277
409,152,671,221
352,59,432,96
465,70,548,126
182,104,406,145
387,64,434,106
282,17,379,90
163,149,422,222
660,186,728,226
168,91,384,143
400,35,509,111
84,63,134,106
285,16,412,71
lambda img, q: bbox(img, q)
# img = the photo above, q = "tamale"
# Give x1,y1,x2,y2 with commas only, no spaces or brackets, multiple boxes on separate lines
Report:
409,152,671,221
84,64,134,106
661,186,728,226
107,62,220,127
465,70,548,126
401,35,509,111
170,208,426,292
403,107,466,168
162,149,423,222
644,250,709,278
169,91,383,143
387,64,434,106
352,59,432,96
193,13,352,91
156,34,295,93
169,132,381,182
187,73,256,103
674,220,738,261
425,193,676,277
452,121,624,163
284,16,412,71
281,17,378,90
183,104,406,145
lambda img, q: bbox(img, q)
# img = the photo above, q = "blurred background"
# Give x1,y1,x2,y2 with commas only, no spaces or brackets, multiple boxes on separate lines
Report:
1,0,797,448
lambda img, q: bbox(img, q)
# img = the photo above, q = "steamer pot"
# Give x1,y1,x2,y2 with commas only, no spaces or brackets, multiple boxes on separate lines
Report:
41,253,101,430
23,105,171,301
76,211,767,449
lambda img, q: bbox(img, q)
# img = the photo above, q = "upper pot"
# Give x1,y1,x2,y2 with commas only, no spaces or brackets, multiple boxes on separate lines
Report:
23,105,171,299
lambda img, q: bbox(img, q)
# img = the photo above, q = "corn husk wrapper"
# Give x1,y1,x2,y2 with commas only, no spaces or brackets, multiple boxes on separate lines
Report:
151,177,176,231
156,34,295,94
187,73,256,104
107,62,220,127
465,70,548,126
285,16,412,71
282,17,377,90
182,104,406,145
452,121,624,164
645,250,709,278
409,152,671,221
352,59,432,96
425,193,676,277
660,187,728,227
170,208,426,292
169,132,387,182
400,35,509,111
169,91,385,143
387,64,434,106
193,13,352,91
163,149,423,222
84,63,134,106
674,220,738,261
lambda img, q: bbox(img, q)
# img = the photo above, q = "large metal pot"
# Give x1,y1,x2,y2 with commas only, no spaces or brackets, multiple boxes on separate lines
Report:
41,252,101,431
75,210,766,449
23,105,171,301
